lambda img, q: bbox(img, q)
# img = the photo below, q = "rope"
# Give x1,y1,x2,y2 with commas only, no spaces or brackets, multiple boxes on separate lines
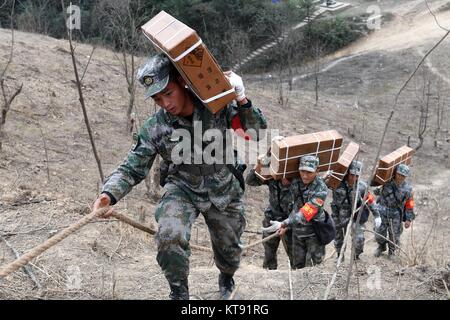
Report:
1,204,294,280
0,207,109,279
242,232,279,251
111,212,212,253
0,207,214,280
111,212,156,235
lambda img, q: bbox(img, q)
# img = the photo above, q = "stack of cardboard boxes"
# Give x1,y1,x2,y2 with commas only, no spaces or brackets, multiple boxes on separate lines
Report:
270,130,343,180
372,145,414,186
141,11,236,114
326,141,360,190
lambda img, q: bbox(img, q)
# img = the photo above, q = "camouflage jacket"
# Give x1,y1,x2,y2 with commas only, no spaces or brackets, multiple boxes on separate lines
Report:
374,179,415,221
245,168,294,219
102,97,267,212
286,176,328,236
331,179,380,223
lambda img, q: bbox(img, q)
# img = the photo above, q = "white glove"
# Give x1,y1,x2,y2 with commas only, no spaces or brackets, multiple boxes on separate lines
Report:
374,216,382,229
225,71,246,102
261,220,282,234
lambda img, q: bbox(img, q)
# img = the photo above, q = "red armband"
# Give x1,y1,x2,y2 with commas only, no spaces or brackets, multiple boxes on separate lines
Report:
365,192,375,205
300,203,318,222
231,115,251,140
405,198,414,210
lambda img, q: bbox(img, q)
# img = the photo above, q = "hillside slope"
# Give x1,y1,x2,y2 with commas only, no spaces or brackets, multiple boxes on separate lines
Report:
0,0,449,300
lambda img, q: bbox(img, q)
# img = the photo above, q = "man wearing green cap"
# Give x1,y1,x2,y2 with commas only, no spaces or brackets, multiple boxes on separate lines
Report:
92,53,267,299
263,155,328,269
373,163,415,258
245,149,295,270
330,160,380,261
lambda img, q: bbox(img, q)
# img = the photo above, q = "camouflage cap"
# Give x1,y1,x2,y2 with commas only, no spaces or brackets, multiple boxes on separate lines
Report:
348,160,362,176
396,163,410,177
136,53,172,99
299,155,319,172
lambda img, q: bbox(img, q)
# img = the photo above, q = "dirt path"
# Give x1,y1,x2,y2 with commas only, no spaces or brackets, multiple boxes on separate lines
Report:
335,1,450,57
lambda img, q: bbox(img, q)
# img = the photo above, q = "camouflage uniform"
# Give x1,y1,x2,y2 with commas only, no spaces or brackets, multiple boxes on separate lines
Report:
102,58,267,298
374,179,415,255
331,179,379,258
284,173,328,269
245,168,294,270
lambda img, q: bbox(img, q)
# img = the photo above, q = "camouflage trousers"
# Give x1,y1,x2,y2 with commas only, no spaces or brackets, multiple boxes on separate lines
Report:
375,212,403,254
283,226,325,269
262,214,290,270
155,183,246,289
333,215,366,256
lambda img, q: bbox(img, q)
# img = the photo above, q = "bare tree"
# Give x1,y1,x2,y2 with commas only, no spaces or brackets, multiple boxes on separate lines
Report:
16,0,52,34
97,0,163,198
268,24,298,108
434,80,446,148
312,41,326,107
61,0,104,182
98,0,152,133
415,78,431,151
223,16,250,73
0,0,23,153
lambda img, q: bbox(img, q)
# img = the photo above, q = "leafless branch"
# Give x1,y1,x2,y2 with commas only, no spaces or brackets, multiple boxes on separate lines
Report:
0,0,8,10
344,163,363,299
361,228,410,259
415,78,431,151
343,27,450,299
393,29,450,110
61,0,104,182
228,284,240,300
1,236,42,289
424,0,449,32
0,0,16,80
0,0,22,152
80,46,97,83
37,124,50,182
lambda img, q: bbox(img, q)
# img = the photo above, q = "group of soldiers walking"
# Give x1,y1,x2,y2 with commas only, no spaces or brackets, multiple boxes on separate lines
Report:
93,53,416,300
251,155,415,271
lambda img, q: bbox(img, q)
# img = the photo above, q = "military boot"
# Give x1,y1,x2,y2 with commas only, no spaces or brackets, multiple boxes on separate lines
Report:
374,244,386,257
218,272,236,300
169,279,189,300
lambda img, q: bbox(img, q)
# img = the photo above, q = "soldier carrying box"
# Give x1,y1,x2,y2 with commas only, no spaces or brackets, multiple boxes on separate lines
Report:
330,160,380,261
373,164,415,258
245,150,296,270
92,53,267,300
263,155,329,269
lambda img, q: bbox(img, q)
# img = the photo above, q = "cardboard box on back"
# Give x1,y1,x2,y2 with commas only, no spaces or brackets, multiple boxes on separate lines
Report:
141,11,236,113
